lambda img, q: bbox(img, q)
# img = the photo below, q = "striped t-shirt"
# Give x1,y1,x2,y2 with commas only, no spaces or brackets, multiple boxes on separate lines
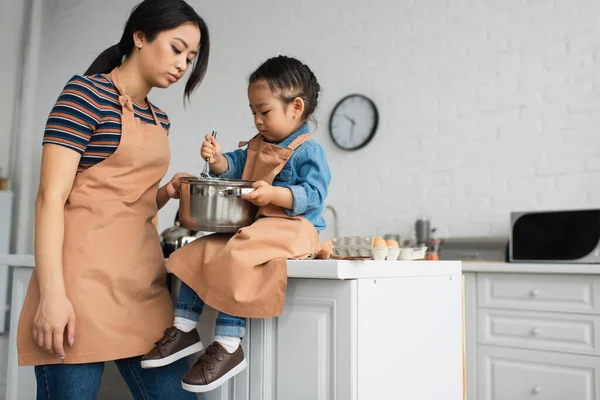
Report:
42,74,170,173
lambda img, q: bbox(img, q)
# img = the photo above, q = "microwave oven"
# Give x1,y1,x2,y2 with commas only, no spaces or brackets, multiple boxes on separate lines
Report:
510,208,600,263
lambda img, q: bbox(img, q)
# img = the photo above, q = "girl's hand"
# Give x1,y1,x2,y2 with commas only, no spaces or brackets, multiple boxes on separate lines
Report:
165,172,195,199
32,293,76,359
200,134,223,165
241,181,275,206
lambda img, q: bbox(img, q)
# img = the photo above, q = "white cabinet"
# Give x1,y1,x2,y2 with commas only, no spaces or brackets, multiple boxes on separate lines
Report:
465,270,600,400
7,268,33,400
249,279,354,400
478,308,600,355
250,272,464,400
5,258,463,400
477,273,600,314
478,346,599,400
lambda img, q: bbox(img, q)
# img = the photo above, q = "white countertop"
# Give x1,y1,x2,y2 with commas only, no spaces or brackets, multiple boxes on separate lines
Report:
287,259,461,279
0,254,461,280
461,260,600,274
9,253,600,275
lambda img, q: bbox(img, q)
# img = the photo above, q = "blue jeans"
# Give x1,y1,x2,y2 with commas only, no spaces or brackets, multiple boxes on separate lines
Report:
175,281,247,338
34,356,194,400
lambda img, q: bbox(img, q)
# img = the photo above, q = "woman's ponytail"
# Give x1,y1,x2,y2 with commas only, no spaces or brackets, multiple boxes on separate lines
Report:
84,43,125,75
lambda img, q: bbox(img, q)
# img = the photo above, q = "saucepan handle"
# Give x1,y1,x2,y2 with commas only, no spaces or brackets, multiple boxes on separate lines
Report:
217,188,255,197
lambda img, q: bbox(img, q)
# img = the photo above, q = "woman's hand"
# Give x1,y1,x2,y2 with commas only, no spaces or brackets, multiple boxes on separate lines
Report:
32,293,76,359
165,172,195,200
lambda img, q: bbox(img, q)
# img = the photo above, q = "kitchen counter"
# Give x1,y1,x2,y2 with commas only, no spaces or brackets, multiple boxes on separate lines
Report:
2,254,464,400
461,260,600,274
0,254,459,278
9,253,598,275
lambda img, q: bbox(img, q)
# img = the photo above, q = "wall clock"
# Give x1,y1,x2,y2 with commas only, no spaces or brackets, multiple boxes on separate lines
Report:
328,94,379,151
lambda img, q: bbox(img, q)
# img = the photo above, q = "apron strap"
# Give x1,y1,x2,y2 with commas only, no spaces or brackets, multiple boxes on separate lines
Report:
286,133,312,150
105,68,126,96
238,132,311,150
106,68,156,117
147,101,160,126
238,133,261,148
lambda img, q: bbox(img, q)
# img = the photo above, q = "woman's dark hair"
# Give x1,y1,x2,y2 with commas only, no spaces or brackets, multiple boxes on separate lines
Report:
84,0,210,102
248,55,321,122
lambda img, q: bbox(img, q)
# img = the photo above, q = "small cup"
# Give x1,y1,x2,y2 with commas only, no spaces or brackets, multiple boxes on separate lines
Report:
412,246,428,260
398,248,414,260
371,248,388,261
387,247,401,261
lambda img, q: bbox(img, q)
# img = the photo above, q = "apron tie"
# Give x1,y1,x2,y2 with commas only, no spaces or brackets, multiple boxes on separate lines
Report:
118,94,134,112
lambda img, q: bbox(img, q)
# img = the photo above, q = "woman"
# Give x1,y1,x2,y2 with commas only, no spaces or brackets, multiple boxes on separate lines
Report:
16,1,209,398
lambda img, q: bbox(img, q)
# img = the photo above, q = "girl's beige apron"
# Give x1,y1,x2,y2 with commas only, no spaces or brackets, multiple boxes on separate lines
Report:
17,67,173,365
167,133,322,318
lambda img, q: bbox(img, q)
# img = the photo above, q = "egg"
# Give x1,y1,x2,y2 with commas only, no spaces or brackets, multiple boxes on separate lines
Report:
386,239,400,248
372,237,387,248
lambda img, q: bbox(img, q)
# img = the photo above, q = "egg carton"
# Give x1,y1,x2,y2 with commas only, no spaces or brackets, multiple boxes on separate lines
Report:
372,246,428,261
331,236,427,261
331,236,374,257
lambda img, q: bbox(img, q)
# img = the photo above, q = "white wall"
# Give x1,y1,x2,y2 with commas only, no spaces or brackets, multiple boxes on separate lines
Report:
0,0,27,180
17,0,600,251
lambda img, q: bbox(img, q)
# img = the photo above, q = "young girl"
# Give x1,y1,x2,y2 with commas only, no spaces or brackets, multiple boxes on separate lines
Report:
141,55,332,393
16,1,209,399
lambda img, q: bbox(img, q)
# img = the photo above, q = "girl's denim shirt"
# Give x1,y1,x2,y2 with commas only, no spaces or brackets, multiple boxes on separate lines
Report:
215,123,331,232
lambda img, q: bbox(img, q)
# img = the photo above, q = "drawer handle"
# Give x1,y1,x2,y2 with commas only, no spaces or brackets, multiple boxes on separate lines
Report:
531,386,542,394
530,289,540,297
530,327,540,336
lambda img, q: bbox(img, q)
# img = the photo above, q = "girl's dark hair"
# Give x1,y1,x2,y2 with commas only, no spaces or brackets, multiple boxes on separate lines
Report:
84,0,210,102
248,55,321,122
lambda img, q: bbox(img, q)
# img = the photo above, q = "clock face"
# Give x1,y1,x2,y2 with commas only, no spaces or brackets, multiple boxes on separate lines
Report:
329,94,379,151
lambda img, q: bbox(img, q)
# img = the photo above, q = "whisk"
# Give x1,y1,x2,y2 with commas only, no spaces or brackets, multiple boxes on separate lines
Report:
199,130,217,179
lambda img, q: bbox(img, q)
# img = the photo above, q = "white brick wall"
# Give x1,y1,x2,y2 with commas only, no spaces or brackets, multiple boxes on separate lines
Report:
18,0,600,249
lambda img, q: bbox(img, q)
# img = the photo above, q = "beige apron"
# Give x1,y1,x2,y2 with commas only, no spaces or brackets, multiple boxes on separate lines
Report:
167,133,322,318
17,68,173,365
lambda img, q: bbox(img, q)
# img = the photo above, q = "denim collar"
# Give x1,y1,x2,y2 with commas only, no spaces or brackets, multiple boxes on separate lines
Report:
275,122,311,148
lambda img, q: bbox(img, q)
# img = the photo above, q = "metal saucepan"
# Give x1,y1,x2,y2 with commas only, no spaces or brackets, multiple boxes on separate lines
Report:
178,177,258,232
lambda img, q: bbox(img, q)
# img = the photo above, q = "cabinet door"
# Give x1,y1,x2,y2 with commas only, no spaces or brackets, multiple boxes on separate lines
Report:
478,345,599,400
478,274,600,314
249,279,355,400
464,273,478,400
479,308,600,356
6,268,35,400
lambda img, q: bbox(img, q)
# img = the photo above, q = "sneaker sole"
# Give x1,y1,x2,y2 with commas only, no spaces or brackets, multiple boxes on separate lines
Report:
181,358,248,393
140,341,204,369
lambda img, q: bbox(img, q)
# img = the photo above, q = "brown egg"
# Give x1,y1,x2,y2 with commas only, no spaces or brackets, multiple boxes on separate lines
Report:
372,237,387,248
386,239,400,248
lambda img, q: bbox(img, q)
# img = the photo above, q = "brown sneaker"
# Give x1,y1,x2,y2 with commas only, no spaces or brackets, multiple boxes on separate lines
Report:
181,342,247,393
141,327,204,369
